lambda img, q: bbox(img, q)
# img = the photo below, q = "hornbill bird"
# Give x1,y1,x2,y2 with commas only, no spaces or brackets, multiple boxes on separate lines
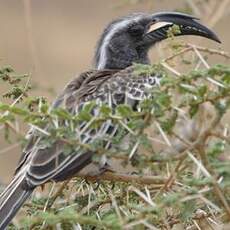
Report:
0,12,220,228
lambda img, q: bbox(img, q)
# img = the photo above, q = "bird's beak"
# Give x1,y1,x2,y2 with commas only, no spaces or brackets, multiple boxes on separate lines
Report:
145,12,221,43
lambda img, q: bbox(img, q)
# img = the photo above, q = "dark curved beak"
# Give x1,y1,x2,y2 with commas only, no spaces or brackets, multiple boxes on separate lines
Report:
145,12,221,43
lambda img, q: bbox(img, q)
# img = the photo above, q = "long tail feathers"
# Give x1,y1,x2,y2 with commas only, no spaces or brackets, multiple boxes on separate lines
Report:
0,176,33,229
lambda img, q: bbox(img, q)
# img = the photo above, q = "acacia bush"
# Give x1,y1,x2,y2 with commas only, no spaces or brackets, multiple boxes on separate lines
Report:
0,41,229,230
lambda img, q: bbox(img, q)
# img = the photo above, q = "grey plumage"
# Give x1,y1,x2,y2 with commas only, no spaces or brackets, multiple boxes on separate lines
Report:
0,11,220,228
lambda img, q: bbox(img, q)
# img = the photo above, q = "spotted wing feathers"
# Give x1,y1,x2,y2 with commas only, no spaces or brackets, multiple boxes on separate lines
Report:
17,67,160,188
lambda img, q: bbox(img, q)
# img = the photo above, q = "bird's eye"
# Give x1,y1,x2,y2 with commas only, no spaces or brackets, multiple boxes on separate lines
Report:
129,24,145,36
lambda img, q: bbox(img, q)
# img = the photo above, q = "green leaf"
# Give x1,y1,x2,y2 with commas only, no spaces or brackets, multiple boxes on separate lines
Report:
167,24,181,38
0,103,10,111
40,103,49,114
189,104,199,117
155,93,171,108
160,111,177,133
214,101,228,115
0,114,15,123
139,134,152,150
197,85,207,97
161,192,180,205
52,108,72,120
128,119,145,130
1,66,14,73
83,101,96,113
116,104,133,117
10,106,28,116
179,201,196,221
208,141,225,157
100,104,112,117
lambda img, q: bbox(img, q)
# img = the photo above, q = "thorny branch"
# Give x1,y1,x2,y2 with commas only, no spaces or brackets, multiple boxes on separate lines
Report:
163,43,230,63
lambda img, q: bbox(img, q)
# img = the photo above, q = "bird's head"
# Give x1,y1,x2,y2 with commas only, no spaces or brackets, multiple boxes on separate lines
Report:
95,12,220,70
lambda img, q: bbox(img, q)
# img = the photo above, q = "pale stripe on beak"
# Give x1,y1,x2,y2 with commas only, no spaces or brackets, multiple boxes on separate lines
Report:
147,22,173,33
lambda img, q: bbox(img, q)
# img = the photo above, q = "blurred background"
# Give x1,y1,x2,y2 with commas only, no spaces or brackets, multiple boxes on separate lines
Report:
0,0,229,183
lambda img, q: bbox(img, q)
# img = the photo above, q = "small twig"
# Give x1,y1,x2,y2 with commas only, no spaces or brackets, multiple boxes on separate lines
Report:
75,171,167,185
187,151,211,178
0,74,31,119
194,112,230,219
185,43,230,59
209,132,230,144
191,45,210,69
128,186,156,207
4,121,25,138
164,44,230,64
155,121,172,146
108,188,123,223
41,182,56,228
155,154,187,196
28,211,118,229
172,131,192,148
161,62,181,76
163,47,192,62
80,198,112,215
47,179,70,209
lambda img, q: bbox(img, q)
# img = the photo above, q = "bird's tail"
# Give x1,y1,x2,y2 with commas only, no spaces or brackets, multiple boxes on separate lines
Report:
0,175,33,229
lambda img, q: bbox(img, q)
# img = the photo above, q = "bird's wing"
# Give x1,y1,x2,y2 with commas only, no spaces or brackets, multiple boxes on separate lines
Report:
14,70,100,175
14,70,118,186
15,67,159,188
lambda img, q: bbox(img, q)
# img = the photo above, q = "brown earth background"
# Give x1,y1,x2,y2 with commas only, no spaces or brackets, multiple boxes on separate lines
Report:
0,0,229,183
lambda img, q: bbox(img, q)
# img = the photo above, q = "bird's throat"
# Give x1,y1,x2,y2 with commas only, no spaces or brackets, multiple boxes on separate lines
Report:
102,48,149,69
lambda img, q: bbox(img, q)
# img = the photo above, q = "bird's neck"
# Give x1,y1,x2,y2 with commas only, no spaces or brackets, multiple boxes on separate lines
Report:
104,51,149,69
96,41,150,70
